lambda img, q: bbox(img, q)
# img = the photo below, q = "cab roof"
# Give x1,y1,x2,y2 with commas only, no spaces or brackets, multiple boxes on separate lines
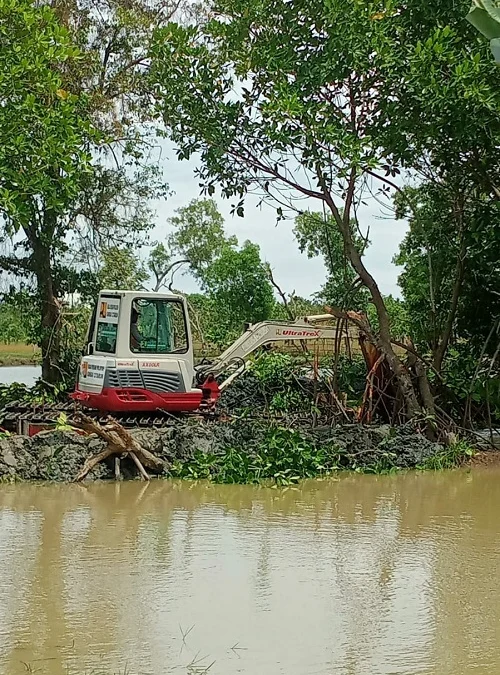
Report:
100,290,185,300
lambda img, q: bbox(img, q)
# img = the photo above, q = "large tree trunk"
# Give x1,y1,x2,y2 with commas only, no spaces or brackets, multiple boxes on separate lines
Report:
323,190,423,419
432,233,466,373
32,238,62,386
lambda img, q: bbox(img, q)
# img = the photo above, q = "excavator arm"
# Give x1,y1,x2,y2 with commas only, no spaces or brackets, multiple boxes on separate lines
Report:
196,315,353,392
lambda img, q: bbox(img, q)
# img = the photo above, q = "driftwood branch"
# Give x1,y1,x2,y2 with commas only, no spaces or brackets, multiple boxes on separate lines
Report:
75,446,116,482
72,415,165,482
129,451,150,481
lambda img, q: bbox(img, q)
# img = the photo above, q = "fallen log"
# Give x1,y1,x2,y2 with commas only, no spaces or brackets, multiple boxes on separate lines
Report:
72,414,165,482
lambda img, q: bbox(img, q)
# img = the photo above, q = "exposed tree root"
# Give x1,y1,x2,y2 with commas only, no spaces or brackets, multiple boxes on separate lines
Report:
72,415,164,482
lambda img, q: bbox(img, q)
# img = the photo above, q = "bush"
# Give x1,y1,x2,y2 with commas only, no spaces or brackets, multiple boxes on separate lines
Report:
169,426,340,484
0,302,29,344
436,344,500,426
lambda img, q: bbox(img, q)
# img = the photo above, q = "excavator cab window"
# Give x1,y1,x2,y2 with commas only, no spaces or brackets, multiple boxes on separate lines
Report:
93,295,120,354
96,322,117,354
130,298,188,354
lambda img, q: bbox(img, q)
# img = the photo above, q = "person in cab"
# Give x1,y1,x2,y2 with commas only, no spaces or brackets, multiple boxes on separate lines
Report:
130,305,143,351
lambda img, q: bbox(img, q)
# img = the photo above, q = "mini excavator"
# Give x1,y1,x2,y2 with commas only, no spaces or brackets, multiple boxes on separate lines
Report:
73,290,345,412
2,290,350,434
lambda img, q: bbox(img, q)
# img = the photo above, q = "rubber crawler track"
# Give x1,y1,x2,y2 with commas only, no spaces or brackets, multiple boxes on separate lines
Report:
0,399,216,434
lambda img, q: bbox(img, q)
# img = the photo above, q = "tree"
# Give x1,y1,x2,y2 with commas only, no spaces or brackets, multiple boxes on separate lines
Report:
294,211,369,310
367,296,410,343
148,243,173,292
150,199,276,341
148,198,235,291
0,0,175,384
150,0,500,422
375,0,500,396
98,247,148,291
200,240,276,337
395,182,500,368
150,1,428,417
0,302,28,345
376,1,500,200
0,0,97,383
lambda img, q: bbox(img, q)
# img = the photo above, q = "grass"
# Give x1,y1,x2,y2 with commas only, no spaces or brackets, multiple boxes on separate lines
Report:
0,343,40,366
416,439,476,470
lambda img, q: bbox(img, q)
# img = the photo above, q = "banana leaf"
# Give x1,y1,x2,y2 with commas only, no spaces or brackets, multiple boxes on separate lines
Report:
467,0,500,62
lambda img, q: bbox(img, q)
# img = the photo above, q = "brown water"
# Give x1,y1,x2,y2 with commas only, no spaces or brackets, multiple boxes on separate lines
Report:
0,471,499,675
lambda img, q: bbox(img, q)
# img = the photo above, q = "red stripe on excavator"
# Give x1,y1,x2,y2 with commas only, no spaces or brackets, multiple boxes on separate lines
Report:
71,387,204,413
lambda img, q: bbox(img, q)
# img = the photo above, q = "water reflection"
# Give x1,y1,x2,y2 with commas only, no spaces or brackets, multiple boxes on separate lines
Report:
0,470,499,674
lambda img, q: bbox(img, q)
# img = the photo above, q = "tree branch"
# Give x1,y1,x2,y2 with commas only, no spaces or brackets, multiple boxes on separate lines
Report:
364,169,403,194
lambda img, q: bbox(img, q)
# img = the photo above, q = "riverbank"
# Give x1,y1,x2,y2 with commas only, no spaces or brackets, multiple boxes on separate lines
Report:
0,343,39,367
0,419,475,483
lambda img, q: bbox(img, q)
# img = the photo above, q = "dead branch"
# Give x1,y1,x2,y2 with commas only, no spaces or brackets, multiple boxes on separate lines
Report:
72,414,164,481
325,306,376,343
75,446,117,482
111,423,164,471
114,456,121,481
129,452,150,481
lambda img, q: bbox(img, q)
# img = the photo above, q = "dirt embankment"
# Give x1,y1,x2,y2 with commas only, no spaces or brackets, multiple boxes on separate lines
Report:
0,420,450,483
468,450,500,467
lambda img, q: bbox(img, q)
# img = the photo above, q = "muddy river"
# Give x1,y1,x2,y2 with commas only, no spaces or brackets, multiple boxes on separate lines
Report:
0,470,499,675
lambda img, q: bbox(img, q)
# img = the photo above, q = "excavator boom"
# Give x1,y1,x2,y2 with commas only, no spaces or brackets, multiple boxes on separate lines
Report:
196,315,352,391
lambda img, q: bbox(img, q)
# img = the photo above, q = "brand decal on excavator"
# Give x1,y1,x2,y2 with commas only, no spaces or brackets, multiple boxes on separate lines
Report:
99,297,120,323
81,361,105,380
276,329,322,338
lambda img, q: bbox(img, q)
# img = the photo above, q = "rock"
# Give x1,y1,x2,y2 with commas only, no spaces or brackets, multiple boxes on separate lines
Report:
373,424,393,440
0,436,35,479
88,436,105,452
2,449,17,467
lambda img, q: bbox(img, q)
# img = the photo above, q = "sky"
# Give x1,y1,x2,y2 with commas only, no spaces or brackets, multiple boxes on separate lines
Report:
0,140,408,302
148,140,409,301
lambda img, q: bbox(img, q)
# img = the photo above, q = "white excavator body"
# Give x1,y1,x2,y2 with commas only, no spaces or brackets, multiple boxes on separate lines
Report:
72,289,351,413
72,290,203,412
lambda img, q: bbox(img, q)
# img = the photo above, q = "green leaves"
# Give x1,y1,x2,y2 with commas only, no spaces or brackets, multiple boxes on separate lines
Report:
168,198,230,273
168,425,339,485
0,0,97,234
98,247,148,292
150,0,397,202
293,210,369,311
199,240,276,331
154,198,276,335
394,181,500,357
467,1,500,39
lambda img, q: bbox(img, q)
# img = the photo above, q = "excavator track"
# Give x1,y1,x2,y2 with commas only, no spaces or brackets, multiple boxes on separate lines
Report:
0,400,216,436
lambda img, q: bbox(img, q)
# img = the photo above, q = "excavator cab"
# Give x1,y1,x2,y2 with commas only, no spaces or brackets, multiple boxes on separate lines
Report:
72,290,205,413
